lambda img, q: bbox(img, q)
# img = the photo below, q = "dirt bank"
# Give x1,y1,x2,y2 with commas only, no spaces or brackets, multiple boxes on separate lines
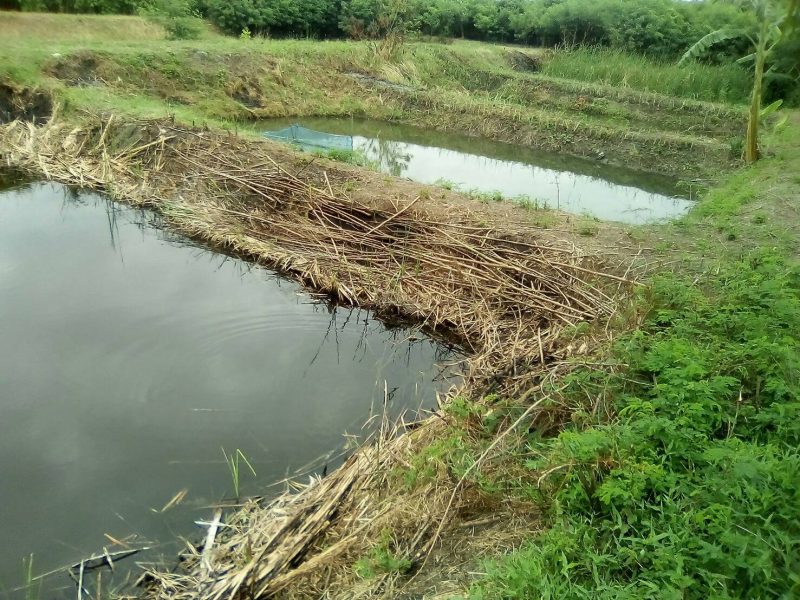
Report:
0,81,53,124
33,45,736,181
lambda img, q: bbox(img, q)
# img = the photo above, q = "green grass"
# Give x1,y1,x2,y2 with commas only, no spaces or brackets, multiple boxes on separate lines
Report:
459,188,555,221
354,530,413,579
0,12,168,43
14,554,42,600
221,447,256,498
469,254,800,598
456,115,800,599
662,115,800,257
312,147,377,169
0,15,753,113
542,47,752,105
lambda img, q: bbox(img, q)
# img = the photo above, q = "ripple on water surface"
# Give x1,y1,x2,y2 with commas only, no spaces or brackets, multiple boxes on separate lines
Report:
0,181,457,598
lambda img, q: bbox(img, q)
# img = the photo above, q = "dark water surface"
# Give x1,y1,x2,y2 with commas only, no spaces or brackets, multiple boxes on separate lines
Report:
0,181,455,597
259,117,695,224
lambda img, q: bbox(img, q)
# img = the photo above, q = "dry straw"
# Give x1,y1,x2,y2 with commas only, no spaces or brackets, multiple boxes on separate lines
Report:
1,116,628,598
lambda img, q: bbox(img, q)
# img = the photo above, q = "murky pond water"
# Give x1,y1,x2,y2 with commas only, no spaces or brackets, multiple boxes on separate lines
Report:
0,179,455,597
259,117,695,225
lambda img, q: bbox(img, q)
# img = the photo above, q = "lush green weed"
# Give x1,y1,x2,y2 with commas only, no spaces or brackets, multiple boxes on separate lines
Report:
471,253,800,598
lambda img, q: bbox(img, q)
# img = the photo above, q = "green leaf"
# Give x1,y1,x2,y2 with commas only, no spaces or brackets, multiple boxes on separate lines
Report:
737,52,756,64
773,115,789,132
760,99,783,118
679,29,747,66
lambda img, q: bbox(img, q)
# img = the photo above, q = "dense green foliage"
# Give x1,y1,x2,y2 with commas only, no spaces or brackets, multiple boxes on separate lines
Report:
138,0,203,39
195,0,339,37
471,254,800,598
0,0,766,56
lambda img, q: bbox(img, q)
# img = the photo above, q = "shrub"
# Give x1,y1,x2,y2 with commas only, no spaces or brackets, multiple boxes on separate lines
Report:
139,0,202,39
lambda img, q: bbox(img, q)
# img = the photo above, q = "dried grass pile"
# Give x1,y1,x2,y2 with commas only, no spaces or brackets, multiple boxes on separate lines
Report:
1,116,627,598
0,116,618,393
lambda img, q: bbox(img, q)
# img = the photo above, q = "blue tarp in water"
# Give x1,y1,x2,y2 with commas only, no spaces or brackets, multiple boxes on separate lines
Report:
263,124,353,153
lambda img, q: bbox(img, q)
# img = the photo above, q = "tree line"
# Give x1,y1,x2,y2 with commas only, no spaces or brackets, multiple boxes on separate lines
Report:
0,0,767,58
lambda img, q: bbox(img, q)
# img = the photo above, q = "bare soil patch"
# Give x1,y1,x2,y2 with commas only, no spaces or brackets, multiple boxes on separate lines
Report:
0,81,52,124
45,50,107,87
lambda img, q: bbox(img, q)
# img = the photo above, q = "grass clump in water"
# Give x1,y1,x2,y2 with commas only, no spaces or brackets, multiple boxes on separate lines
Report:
20,554,41,600
221,447,257,499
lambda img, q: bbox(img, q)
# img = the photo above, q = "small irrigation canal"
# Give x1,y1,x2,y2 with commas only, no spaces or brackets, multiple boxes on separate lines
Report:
0,176,458,598
260,117,695,225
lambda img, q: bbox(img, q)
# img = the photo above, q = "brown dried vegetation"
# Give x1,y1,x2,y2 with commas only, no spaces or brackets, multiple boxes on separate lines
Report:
0,116,628,598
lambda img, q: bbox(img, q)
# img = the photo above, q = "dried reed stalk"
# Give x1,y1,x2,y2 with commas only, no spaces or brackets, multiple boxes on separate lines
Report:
0,116,628,599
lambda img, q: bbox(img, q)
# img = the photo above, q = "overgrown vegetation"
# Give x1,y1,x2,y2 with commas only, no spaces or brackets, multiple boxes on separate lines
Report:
138,0,203,40
470,253,800,598
456,116,800,598
680,0,800,161
542,47,753,104
0,16,748,179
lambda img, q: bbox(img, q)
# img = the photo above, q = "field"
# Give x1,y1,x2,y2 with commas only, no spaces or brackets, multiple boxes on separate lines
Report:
0,13,749,180
2,11,799,600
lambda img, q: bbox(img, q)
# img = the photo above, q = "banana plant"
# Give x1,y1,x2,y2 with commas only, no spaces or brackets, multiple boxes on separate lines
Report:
679,0,799,163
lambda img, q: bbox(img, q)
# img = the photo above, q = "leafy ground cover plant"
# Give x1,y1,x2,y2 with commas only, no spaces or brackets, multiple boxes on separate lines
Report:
471,253,800,598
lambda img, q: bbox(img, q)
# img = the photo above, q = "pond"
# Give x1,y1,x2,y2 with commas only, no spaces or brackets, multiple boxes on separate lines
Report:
0,178,456,598
259,117,695,225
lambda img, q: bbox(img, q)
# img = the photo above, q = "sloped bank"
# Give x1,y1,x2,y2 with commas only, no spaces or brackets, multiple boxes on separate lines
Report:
36,46,738,182
0,115,628,598
359,84,736,181
0,80,53,124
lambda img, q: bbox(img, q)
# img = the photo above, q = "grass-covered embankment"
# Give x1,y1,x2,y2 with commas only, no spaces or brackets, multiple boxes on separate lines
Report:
448,116,800,598
0,12,747,181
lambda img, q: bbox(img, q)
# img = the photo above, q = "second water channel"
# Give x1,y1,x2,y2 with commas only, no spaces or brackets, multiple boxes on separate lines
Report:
260,117,695,225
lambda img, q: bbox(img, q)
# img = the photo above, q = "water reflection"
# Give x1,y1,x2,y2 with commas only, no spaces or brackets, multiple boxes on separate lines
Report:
0,181,457,598
361,136,412,177
259,117,695,225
